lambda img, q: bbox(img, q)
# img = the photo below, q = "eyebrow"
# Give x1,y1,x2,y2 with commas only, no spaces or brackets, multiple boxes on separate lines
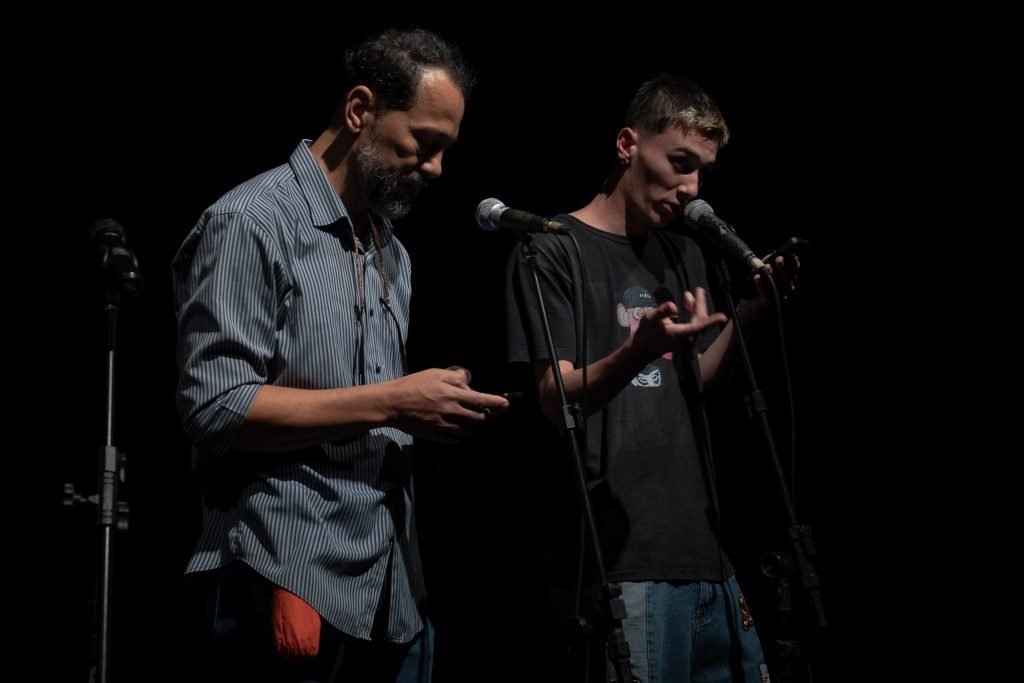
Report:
670,148,717,174
671,145,714,160
414,127,459,148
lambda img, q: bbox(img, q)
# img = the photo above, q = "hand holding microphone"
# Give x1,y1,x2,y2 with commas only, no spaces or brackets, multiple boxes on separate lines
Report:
682,200,805,305
681,200,764,271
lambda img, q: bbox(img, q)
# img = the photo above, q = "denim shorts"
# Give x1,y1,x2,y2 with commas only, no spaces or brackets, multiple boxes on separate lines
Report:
616,576,769,683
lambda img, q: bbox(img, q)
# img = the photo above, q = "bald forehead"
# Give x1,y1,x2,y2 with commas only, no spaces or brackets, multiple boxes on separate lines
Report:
413,69,463,108
404,68,465,141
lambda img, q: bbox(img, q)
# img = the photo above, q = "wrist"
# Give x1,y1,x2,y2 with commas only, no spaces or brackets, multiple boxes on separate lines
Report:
620,335,656,372
734,300,765,328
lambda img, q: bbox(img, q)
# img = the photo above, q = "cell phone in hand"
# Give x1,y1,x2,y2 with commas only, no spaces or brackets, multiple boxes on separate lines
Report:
734,236,809,299
763,236,810,262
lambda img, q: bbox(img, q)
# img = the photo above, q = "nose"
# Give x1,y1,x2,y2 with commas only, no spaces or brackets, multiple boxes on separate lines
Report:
420,150,444,179
676,171,701,201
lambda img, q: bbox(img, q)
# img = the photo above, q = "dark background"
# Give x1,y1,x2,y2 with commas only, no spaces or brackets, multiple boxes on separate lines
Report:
21,15,895,683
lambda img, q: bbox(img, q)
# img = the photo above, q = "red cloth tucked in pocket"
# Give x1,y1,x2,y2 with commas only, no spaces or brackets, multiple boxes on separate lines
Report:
271,585,321,660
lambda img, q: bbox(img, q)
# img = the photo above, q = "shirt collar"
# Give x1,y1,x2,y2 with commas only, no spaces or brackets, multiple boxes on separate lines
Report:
288,140,397,247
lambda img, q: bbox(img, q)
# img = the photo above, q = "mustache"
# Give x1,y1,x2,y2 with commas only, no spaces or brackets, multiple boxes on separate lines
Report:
397,171,429,195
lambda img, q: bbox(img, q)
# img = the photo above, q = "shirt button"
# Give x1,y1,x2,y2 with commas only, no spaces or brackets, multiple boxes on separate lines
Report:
375,365,382,374
368,308,374,317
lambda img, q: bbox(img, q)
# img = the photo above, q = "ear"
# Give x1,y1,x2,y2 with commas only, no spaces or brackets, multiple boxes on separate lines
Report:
616,127,639,164
344,86,374,134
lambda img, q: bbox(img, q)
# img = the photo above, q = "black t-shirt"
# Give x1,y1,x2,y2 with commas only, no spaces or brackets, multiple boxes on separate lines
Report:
506,215,733,583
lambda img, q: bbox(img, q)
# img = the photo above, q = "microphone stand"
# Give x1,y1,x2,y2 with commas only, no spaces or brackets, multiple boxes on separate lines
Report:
712,251,826,683
518,235,636,683
64,232,140,683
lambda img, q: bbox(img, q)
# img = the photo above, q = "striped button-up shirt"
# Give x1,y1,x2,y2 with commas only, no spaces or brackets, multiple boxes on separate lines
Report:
171,141,422,642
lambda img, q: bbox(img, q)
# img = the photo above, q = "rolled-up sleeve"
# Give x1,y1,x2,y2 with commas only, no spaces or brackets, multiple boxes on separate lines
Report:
172,211,289,458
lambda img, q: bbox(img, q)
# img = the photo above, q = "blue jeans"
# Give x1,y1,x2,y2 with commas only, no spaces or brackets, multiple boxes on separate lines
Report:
617,576,768,683
396,619,433,683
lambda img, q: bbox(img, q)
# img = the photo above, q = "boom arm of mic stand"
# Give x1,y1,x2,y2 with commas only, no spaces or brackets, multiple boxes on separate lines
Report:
518,235,637,682
712,254,826,678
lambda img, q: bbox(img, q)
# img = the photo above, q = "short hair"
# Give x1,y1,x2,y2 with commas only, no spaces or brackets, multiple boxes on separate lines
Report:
341,28,476,112
625,73,730,146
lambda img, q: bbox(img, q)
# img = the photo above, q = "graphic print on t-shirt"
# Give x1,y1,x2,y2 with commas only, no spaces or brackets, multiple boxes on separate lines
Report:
616,285,671,388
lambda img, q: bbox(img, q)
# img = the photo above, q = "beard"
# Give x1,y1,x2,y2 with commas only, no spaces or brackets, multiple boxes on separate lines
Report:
356,133,429,220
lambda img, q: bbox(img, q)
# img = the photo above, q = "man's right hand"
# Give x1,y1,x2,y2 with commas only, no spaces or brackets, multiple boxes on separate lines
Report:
630,289,727,361
388,367,510,443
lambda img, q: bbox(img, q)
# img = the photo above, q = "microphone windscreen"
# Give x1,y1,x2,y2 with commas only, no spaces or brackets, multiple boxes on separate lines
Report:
475,198,504,231
682,199,714,225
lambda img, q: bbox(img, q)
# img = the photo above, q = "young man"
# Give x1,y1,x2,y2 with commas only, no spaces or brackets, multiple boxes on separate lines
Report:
173,28,507,682
506,73,795,682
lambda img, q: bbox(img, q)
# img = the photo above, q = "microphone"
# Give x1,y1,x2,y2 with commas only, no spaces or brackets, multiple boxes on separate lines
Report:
475,198,570,234
681,200,765,271
88,218,144,296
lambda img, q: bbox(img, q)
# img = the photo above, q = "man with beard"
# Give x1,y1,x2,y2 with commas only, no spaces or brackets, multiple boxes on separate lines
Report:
172,28,507,683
